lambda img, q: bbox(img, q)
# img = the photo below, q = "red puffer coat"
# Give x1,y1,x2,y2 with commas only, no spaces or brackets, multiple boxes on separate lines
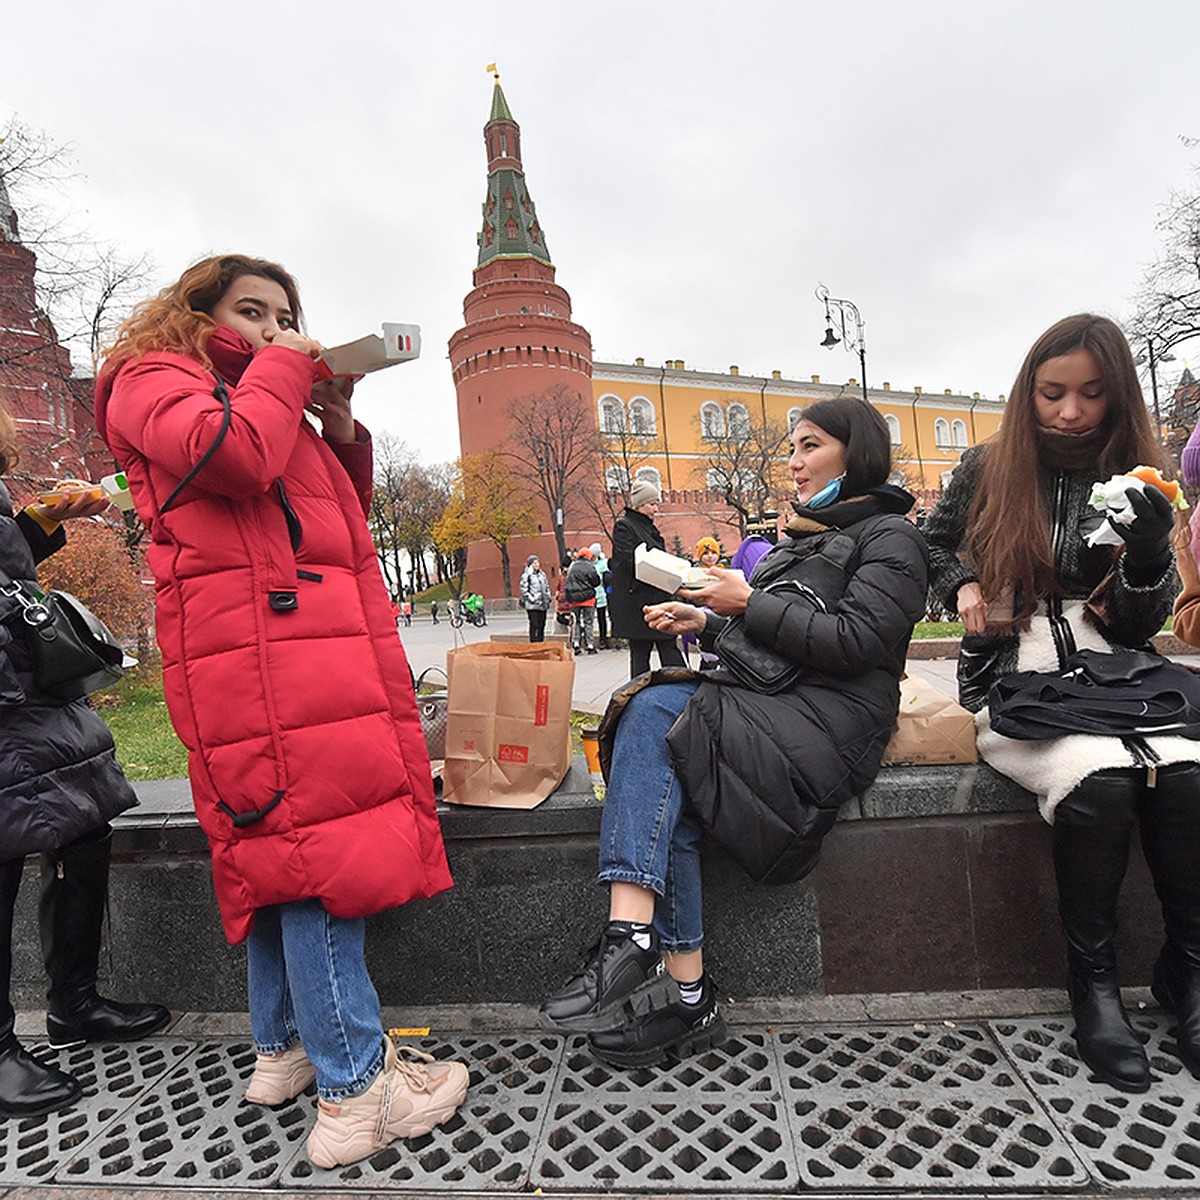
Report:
95,333,452,942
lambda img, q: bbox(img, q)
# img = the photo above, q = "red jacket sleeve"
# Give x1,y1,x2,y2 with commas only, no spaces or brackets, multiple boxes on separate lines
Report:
107,347,314,499
326,423,373,516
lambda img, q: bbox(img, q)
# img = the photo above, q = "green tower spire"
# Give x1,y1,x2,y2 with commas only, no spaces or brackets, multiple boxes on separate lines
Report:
476,68,552,270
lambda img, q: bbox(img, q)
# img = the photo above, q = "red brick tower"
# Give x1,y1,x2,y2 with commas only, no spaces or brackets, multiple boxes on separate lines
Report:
449,71,595,596
0,169,108,496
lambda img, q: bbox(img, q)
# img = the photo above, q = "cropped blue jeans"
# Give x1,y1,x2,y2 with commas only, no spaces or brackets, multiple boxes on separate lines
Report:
246,899,384,1102
599,681,704,953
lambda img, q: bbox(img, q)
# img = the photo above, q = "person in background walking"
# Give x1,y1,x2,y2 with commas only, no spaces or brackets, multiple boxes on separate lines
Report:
430,598,439,625
609,481,686,677
0,425,170,1117
565,547,600,654
519,554,552,642
401,600,412,628
589,542,612,649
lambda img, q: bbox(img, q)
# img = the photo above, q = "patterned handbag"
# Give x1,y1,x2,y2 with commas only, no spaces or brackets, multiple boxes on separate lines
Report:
414,666,448,761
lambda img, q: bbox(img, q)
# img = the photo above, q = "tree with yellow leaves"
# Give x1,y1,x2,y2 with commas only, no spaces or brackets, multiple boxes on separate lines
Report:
432,451,538,598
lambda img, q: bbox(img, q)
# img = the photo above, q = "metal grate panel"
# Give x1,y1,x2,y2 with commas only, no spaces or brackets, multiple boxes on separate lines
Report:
779,1024,1087,1189
56,1040,311,1187
284,1033,560,1190
0,1038,195,1185
992,1012,1200,1189
533,1032,795,1191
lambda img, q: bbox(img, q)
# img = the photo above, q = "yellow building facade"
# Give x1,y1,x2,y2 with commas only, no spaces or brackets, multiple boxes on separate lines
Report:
591,359,1005,507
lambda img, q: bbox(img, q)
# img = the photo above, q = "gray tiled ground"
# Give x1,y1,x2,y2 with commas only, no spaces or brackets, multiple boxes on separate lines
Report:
2,1014,1200,1193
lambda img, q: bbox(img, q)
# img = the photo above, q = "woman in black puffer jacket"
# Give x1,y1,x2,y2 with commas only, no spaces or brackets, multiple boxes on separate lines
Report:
0,411,168,1117
540,398,928,1068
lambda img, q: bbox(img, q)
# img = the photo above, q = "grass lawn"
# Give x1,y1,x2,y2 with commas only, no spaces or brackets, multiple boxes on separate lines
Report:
93,662,188,781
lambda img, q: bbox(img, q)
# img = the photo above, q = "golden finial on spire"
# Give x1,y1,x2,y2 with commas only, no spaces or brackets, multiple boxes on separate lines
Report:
486,62,499,82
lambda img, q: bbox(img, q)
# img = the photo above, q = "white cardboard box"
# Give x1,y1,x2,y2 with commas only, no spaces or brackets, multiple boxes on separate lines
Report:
635,544,700,592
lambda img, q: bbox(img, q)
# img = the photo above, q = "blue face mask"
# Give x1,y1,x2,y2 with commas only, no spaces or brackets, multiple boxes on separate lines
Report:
805,473,845,510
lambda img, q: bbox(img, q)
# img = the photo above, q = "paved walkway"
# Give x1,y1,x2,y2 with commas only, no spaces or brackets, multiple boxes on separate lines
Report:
4,991,1199,1195
399,610,964,716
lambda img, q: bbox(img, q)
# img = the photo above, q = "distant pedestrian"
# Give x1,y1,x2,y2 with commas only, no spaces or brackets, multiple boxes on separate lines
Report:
402,600,412,628
565,548,600,654
609,480,686,677
589,542,612,649
519,554,552,642
430,599,439,624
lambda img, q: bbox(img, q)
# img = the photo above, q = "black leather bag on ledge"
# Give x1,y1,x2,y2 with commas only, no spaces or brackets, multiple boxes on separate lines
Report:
988,647,1200,740
0,567,125,699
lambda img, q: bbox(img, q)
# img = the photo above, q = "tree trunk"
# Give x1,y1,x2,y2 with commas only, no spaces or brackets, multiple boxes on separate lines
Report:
499,543,513,597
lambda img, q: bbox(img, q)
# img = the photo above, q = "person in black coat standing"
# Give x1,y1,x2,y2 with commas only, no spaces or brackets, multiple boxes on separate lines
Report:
608,480,686,677
0,416,169,1117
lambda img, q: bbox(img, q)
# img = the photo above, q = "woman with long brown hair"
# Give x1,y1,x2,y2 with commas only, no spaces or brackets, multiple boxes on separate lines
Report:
96,255,466,1167
926,313,1198,1093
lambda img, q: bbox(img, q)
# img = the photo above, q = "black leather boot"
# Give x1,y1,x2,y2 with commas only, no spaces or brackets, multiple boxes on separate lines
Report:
1141,763,1200,1078
40,828,170,1049
1054,770,1150,1092
0,857,81,1116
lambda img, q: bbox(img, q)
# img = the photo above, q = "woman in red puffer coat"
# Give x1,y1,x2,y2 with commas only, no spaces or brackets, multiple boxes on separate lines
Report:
96,255,466,1169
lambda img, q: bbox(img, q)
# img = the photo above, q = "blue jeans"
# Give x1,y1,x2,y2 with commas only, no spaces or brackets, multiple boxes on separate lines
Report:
599,682,703,953
246,899,384,1101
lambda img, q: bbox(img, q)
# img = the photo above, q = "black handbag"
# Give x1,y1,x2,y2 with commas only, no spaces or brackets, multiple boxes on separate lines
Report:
714,532,857,694
0,567,125,699
988,648,1200,740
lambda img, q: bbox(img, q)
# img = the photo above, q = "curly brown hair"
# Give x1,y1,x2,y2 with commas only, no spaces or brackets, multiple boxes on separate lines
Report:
102,255,303,369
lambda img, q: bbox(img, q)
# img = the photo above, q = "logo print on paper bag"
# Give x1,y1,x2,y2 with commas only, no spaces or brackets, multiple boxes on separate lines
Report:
535,685,550,727
498,743,529,763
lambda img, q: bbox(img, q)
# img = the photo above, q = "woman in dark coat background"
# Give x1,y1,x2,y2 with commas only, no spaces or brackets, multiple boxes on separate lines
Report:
540,398,927,1068
0,411,168,1117
609,479,686,676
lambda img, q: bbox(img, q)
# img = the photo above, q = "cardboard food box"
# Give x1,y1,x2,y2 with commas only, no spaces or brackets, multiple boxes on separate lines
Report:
315,323,422,380
634,545,695,592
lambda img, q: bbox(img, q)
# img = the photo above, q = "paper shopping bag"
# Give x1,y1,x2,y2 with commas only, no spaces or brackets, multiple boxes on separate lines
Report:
443,642,576,808
882,673,979,766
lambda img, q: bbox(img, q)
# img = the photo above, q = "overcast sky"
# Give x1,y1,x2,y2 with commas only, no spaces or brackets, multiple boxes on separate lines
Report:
5,1,1198,465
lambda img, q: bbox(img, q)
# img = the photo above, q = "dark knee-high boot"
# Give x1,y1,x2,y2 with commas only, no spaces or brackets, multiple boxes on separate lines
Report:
1054,769,1149,1092
1141,762,1200,1077
40,828,170,1049
0,857,81,1115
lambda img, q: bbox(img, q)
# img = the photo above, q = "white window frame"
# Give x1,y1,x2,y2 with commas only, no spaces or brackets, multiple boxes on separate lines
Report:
951,418,968,449
598,395,626,435
885,414,902,446
727,402,751,439
629,396,656,436
934,417,951,448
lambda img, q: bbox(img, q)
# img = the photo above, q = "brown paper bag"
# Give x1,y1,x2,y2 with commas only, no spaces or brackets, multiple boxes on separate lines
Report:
882,673,978,766
443,642,576,808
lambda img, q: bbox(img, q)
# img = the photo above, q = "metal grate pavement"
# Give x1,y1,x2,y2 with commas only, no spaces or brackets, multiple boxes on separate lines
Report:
0,1015,1199,1192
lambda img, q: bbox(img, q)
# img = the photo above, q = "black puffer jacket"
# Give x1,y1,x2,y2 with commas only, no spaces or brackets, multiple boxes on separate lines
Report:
0,482,136,861
602,488,928,885
609,508,675,640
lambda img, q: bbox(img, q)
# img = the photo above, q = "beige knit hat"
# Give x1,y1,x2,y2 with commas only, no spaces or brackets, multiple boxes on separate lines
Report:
628,479,661,509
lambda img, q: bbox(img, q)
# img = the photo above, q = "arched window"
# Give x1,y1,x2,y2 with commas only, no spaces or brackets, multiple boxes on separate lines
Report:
605,466,630,492
727,402,751,439
787,406,803,433
951,418,968,449
934,417,951,448
629,397,656,436
706,467,730,491
700,402,725,439
635,467,662,489
884,414,902,446
598,396,625,434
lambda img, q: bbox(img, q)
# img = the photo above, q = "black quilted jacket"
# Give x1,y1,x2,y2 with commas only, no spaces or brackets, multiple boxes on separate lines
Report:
0,482,136,860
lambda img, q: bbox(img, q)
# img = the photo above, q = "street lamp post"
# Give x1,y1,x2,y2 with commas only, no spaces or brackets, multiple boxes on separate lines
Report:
815,283,868,404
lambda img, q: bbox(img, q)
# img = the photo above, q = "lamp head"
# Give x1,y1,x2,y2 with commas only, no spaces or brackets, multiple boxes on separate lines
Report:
821,326,840,349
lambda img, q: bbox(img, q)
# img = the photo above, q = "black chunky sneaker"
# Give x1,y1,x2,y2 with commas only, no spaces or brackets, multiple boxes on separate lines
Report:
589,974,727,1068
540,921,675,1033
